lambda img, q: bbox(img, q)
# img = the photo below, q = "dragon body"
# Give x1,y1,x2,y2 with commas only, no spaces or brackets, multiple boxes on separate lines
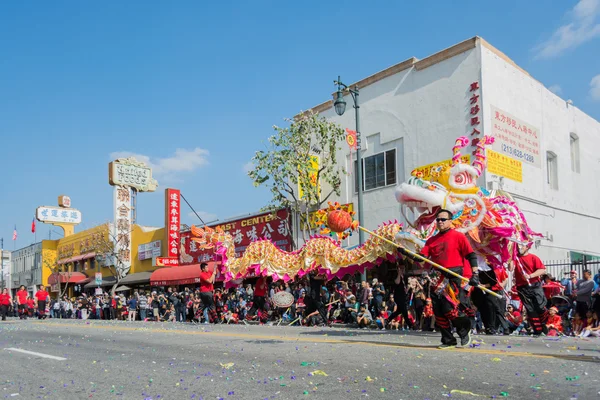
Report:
190,222,407,282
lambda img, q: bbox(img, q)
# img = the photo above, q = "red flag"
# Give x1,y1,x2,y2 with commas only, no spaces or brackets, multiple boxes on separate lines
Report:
31,218,36,233
345,128,357,150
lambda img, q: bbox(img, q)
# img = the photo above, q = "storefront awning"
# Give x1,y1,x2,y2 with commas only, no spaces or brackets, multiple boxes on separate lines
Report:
118,271,153,286
150,263,219,286
58,252,97,265
48,272,91,285
83,276,118,289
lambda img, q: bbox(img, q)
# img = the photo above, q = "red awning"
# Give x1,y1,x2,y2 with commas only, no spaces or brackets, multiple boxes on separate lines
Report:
150,262,219,286
48,272,91,285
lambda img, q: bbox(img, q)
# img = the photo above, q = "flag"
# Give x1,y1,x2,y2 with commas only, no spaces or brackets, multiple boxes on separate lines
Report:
345,128,357,150
31,218,36,233
12,225,17,241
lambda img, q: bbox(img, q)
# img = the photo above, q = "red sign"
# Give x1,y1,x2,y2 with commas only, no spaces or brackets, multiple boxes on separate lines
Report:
155,256,180,267
165,188,181,259
180,209,292,264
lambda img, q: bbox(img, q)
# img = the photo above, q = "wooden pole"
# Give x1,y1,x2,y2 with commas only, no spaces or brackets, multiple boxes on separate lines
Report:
358,226,502,299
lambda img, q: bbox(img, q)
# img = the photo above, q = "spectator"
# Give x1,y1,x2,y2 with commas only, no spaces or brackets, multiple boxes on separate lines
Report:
575,270,595,319
545,306,563,336
357,304,372,329
579,311,599,338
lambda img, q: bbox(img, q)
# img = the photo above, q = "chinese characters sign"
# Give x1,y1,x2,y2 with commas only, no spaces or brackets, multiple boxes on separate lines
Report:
180,209,292,264
411,156,471,182
165,188,181,260
113,185,132,278
36,206,82,224
138,240,162,261
490,105,541,167
486,149,523,183
109,157,158,192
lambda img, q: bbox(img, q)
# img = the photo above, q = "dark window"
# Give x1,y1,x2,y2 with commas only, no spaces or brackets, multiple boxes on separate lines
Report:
354,149,396,192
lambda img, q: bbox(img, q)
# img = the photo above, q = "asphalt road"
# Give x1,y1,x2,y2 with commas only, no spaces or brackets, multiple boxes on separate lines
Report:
0,319,598,400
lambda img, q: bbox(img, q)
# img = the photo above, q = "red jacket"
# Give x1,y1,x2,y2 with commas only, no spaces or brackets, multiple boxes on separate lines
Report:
0,293,11,306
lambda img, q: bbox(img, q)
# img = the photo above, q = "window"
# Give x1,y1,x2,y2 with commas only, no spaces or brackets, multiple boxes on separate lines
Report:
570,133,580,173
354,149,396,192
546,151,558,190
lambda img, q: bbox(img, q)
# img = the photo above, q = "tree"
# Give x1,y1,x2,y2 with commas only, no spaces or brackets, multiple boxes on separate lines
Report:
43,251,73,299
93,222,133,296
248,110,347,242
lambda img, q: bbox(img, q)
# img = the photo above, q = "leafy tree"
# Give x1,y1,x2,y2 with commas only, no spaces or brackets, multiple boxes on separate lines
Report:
248,111,346,242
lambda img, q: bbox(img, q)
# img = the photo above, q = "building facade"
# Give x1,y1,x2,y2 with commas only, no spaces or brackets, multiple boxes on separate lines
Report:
307,36,600,265
1,250,11,291
10,243,42,295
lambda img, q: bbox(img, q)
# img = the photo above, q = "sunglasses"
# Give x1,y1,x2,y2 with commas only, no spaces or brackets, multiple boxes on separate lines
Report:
436,218,450,222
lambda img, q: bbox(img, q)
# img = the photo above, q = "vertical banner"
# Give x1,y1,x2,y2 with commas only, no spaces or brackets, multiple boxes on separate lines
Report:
114,185,132,278
165,188,181,262
297,155,320,201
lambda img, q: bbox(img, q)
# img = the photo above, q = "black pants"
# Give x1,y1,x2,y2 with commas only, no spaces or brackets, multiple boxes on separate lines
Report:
387,296,410,327
18,304,28,319
517,284,547,334
431,268,473,345
0,305,8,320
199,292,215,320
37,301,46,318
575,301,590,320
305,295,328,324
248,295,266,317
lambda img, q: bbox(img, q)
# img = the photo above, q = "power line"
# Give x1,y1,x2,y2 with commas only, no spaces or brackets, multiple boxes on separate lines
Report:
180,193,207,226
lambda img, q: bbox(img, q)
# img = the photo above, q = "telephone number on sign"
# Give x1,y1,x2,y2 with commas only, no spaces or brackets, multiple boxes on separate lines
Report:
501,144,534,163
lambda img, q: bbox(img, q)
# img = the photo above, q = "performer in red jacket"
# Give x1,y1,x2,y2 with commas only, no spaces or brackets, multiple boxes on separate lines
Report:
0,288,11,321
35,285,50,320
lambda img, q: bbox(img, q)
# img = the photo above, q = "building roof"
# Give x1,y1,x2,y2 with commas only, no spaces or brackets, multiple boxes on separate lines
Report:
307,36,531,115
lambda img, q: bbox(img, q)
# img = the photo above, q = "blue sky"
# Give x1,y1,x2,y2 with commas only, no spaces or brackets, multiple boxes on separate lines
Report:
1,0,599,249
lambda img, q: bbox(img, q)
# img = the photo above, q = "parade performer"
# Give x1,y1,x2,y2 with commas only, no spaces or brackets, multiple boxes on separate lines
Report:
16,285,28,320
198,263,217,324
400,209,479,348
0,288,11,321
247,276,268,321
514,245,548,335
34,285,49,320
304,271,329,326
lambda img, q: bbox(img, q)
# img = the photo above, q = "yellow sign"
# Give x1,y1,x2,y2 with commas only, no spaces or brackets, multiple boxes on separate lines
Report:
301,203,354,230
298,155,320,200
411,155,470,181
486,149,523,182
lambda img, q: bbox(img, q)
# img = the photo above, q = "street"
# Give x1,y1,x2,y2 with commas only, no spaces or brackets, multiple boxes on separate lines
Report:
0,320,598,399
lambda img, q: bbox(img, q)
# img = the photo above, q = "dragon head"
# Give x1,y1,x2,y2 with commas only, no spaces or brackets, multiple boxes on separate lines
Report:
395,135,495,233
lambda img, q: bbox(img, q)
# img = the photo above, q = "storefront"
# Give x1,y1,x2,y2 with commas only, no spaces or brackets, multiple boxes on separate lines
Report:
48,272,91,298
149,262,221,288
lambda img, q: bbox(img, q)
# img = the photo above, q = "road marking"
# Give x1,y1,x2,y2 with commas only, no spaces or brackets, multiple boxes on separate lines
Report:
32,322,597,362
3,348,67,361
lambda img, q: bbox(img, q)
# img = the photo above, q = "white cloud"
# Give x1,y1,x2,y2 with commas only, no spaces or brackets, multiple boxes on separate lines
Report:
242,161,254,174
548,84,563,95
109,147,209,177
187,211,218,224
590,74,600,100
534,0,600,59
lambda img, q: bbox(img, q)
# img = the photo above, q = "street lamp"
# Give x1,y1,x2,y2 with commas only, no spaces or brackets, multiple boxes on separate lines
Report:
333,76,365,281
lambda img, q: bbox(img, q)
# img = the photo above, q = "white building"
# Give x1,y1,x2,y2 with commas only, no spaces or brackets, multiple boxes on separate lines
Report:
1,250,11,290
11,243,42,295
307,36,600,265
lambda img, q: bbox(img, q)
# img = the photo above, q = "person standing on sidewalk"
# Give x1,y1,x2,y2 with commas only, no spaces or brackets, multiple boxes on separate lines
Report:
399,209,479,349
127,295,138,321
199,263,216,324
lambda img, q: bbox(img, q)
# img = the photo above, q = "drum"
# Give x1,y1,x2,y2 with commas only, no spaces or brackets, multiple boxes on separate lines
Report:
272,291,294,308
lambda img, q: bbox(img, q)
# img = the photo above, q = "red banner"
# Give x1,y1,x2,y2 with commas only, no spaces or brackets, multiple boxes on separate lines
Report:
180,208,292,265
165,189,181,259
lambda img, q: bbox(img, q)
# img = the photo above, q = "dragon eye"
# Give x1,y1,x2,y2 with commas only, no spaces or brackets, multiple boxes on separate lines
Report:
454,171,472,186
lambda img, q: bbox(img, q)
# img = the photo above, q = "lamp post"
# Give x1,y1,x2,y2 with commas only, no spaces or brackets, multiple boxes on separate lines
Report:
333,76,366,281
